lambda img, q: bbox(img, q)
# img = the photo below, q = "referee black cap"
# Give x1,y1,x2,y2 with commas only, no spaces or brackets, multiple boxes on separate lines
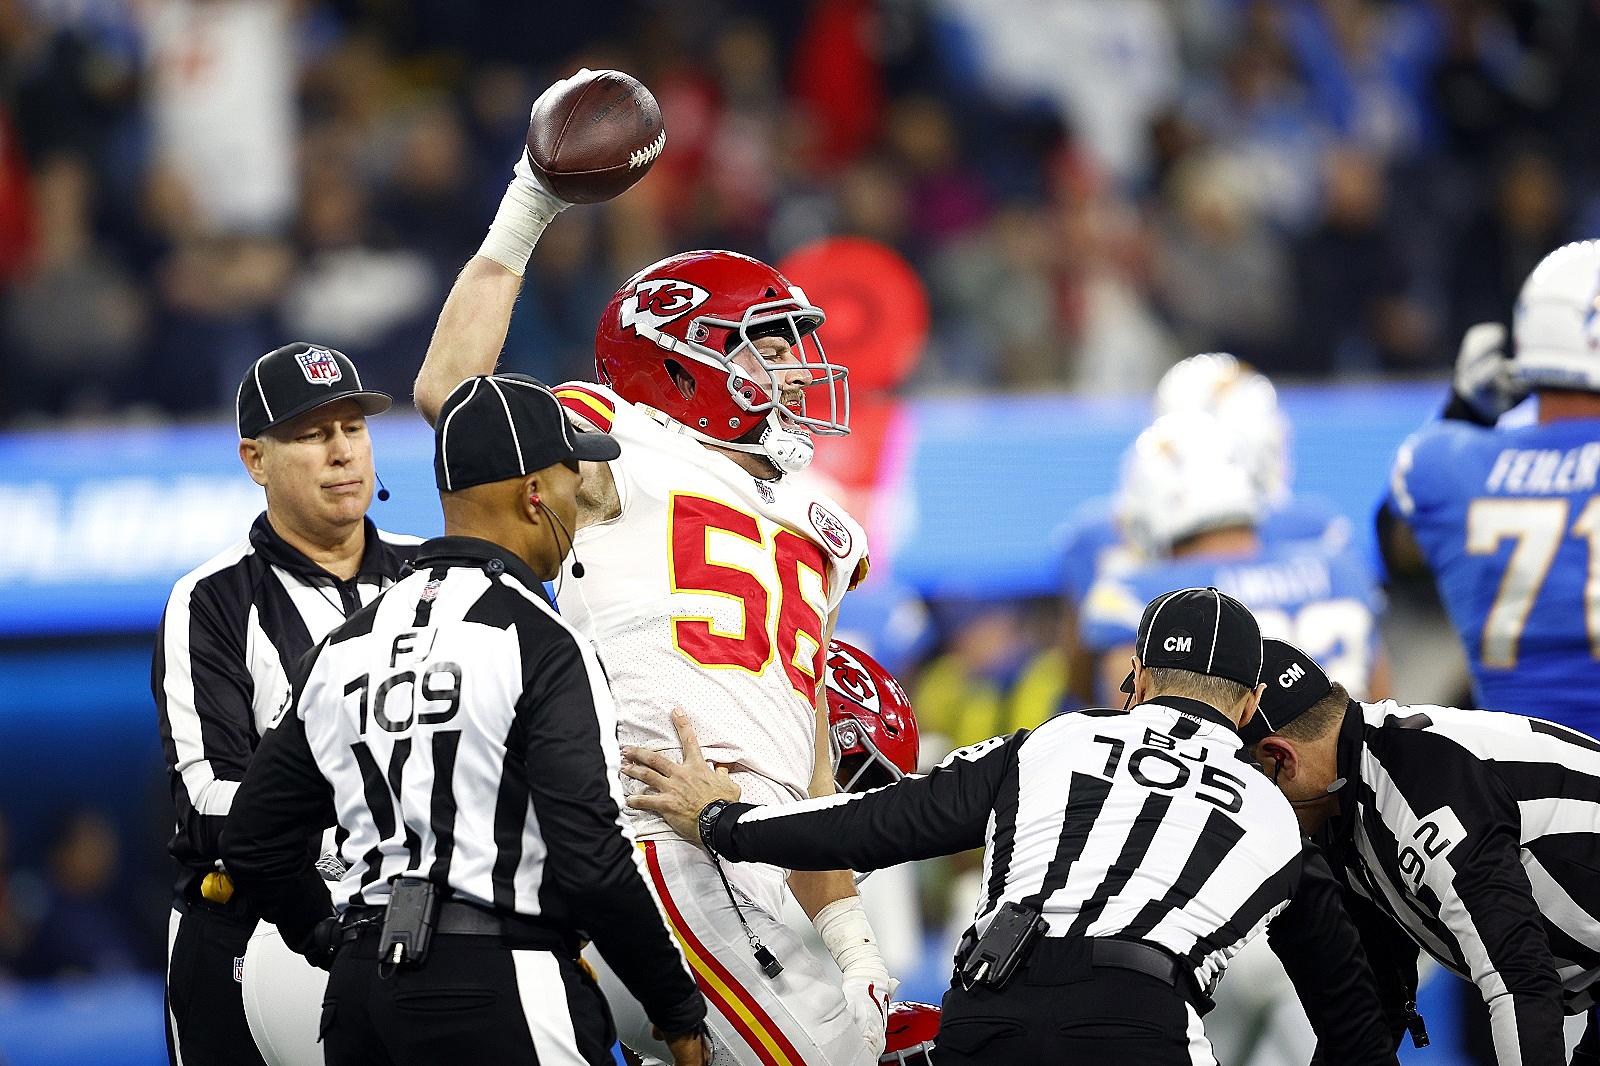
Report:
1239,638,1333,745
1120,587,1263,695
435,374,621,493
237,342,392,439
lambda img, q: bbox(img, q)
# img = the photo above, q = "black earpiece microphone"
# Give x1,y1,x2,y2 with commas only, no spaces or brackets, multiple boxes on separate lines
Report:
530,494,586,578
375,472,391,502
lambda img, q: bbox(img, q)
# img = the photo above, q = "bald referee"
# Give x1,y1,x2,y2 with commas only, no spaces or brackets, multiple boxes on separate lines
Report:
222,375,708,1066
628,587,1397,1065
1246,638,1600,1065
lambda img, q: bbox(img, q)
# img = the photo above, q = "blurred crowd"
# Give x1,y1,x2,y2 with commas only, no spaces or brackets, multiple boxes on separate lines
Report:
4,0,1600,427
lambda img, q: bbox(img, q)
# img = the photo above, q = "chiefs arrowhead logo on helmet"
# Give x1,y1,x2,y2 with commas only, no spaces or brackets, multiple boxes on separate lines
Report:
826,640,918,794
618,278,711,339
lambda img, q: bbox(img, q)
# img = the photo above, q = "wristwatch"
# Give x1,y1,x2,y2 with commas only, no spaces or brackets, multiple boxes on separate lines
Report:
697,799,731,853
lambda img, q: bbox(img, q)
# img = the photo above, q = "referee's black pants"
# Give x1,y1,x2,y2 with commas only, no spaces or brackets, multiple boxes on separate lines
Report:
322,924,616,1066
935,939,1213,1065
166,893,268,1066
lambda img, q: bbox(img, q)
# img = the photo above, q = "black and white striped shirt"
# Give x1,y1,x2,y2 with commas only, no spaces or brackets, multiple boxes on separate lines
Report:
710,697,1303,999
1327,699,1600,1066
221,535,702,1035
152,513,419,891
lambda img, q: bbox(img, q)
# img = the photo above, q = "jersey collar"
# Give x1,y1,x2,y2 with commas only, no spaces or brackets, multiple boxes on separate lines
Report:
1328,698,1367,847
249,512,407,584
411,536,551,603
1134,695,1240,736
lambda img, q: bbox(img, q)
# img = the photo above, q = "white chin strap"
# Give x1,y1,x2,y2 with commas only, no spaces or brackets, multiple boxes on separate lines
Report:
703,412,814,473
762,425,815,473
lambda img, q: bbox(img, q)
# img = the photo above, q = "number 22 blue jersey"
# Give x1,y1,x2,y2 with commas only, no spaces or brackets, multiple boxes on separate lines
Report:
1388,417,1600,735
1080,539,1382,703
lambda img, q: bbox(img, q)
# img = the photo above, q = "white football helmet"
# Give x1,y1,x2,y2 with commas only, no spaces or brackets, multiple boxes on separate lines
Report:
1155,353,1290,506
1116,411,1264,557
1512,240,1600,392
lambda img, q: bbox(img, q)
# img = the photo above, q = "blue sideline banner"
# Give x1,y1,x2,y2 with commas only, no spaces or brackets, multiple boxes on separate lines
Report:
0,382,1446,638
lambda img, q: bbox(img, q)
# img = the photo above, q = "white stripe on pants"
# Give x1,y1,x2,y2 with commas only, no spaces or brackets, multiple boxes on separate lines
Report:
166,909,187,1066
512,950,587,1066
1184,1000,1220,1066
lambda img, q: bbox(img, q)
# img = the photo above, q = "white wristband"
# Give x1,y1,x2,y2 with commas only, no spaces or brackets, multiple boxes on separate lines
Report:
812,897,887,981
476,169,568,277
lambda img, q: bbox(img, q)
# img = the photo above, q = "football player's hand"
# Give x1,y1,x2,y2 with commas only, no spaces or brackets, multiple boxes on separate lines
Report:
1453,321,1527,423
622,710,741,844
841,973,895,1057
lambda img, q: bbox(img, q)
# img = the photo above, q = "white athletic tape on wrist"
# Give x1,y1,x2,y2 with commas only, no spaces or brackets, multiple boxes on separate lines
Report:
812,896,887,980
476,173,568,277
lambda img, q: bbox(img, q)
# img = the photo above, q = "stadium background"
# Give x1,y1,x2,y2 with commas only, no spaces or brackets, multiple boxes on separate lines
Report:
3,0,1597,1062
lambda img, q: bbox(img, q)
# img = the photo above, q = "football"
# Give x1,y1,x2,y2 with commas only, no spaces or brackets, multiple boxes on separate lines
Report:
525,68,666,204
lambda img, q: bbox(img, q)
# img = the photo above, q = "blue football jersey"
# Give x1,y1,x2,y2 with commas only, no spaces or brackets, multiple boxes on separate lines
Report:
1388,416,1600,733
1059,494,1353,609
1081,540,1383,704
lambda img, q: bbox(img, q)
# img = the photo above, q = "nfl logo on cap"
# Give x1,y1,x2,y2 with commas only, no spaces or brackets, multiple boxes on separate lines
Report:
295,346,344,386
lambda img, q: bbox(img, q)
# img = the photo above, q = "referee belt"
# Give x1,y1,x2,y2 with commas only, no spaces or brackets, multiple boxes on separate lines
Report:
1000,936,1206,1011
340,899,581,956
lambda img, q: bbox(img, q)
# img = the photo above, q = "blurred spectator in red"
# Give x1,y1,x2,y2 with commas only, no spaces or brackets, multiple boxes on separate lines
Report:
0,110,38,285
789,0,882,170
15,809,145,979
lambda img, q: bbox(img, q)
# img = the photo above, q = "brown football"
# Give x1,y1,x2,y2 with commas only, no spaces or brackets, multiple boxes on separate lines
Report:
525,69,665,204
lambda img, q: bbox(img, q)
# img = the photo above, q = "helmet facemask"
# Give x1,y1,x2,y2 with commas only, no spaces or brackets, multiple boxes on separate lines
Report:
828,718,907,794
687,294,850,438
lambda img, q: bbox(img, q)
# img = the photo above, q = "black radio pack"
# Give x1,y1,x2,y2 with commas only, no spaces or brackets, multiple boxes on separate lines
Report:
958,901,1049,991
378,877,440,977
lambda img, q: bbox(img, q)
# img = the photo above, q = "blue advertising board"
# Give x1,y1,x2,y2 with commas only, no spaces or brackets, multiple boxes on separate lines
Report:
0,382,1446,638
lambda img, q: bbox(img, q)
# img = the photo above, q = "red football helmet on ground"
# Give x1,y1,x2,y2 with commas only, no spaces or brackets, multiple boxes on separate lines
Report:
880,1001,940,1064
594,249,849,471
826,639,919,794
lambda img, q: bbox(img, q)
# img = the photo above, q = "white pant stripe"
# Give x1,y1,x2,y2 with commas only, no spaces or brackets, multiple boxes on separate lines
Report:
166,910,186,1066
1184,1000,1219,1066
512,949,586,1066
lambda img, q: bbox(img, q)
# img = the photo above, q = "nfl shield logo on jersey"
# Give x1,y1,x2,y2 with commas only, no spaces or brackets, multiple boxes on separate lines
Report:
295,346,343,386
809,502,853,558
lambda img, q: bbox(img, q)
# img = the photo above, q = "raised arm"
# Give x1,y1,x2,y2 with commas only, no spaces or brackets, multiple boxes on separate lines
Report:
413,101,570,425
414,257,527,425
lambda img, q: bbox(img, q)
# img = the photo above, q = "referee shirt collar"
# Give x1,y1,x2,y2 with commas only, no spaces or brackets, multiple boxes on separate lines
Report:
411,536,551,603
1326,698,1366,852
1134,695,1241,737
249,512,407,584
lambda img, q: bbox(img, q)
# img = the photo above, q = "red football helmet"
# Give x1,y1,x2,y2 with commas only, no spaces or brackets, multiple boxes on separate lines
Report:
826,640,919,794
594,249,849,471
880,1001,940,1065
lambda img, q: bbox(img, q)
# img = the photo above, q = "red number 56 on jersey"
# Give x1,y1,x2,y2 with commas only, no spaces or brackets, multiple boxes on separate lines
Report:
668,494,830,701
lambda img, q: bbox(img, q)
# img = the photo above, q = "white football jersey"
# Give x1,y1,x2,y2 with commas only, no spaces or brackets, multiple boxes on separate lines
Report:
553,382,869,845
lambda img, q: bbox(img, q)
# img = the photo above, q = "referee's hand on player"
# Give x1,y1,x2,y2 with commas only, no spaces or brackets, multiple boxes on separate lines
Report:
622,710,741,843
